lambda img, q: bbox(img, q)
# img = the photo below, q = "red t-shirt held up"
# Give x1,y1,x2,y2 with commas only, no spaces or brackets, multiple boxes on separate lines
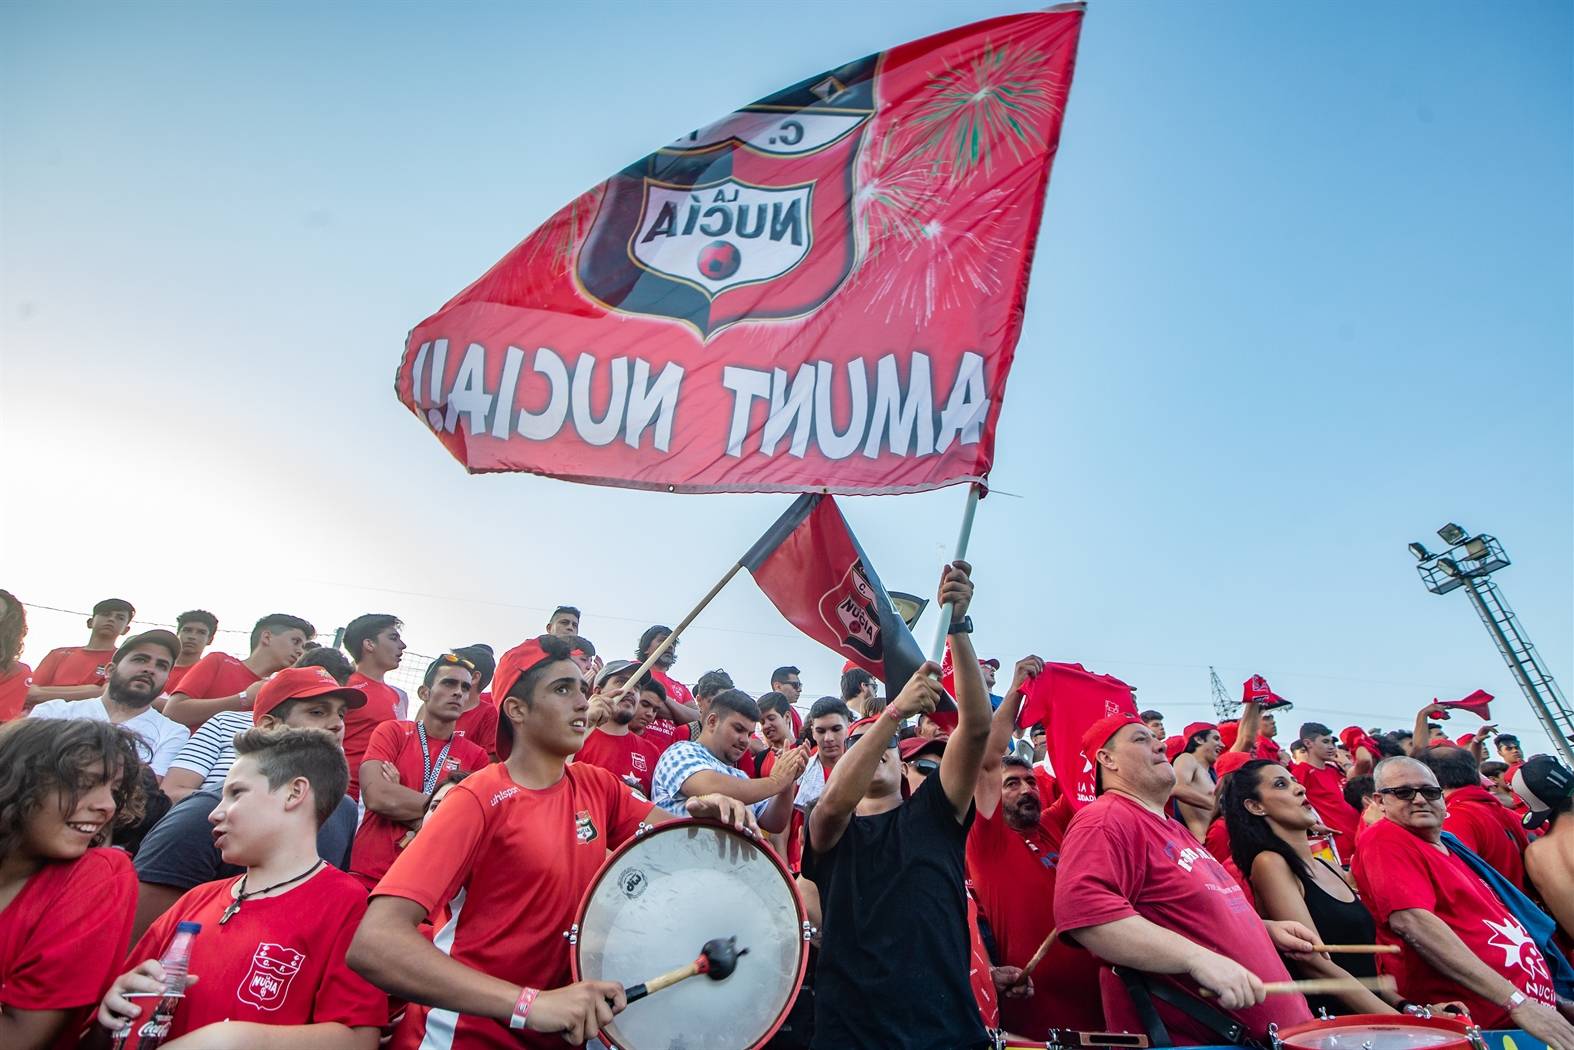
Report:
1055,793,1310,1043
343,673,401,800
1292,761,1360,862
171,652,261,701
374,762,654,1050
574,726,661,798
1443,785,1530,893
31,646,116,688
0,661,32,722
967,800,1104,1034
1353,818,1555,1026
350,721,489,890
0,848,137,1050
129,867,386,1039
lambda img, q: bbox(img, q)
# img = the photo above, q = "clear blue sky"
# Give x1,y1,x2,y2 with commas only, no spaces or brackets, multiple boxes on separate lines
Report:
3,1,1569,753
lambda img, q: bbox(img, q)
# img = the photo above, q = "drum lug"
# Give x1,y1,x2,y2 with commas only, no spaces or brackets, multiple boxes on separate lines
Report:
1267,1021,1282,1050
1465,1026,1487,1050
801,921,816,941
563,923,579,946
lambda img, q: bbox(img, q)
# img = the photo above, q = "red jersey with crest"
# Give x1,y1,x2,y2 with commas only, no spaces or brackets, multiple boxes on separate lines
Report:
574,726,661,797
127,867,386,1038
0,848,137,1050
374,761,653,1050
350,720,490,890
31,646,115,688
1354,818,1554,1025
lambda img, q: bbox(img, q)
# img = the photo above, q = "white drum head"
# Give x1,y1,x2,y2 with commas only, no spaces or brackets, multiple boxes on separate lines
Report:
574,820,806,1049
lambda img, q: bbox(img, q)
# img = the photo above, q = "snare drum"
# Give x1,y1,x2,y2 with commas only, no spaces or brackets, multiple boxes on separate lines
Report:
1275,1013,1482,1050
569,818,809,1049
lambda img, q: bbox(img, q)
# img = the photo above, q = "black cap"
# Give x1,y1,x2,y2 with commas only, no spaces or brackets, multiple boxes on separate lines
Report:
113,629,180,665
1512,755,1574,830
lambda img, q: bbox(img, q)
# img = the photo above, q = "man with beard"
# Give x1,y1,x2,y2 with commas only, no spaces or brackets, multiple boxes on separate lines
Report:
30,629,189,779
652,689,806,831
579,660,663,797
634,625,699,754
967,655,1105,1037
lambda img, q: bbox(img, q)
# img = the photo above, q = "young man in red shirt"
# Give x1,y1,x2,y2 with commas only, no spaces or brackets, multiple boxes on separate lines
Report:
0,719,143,1050
449,643,499,759
164,610,218,695
97,727,386,1049
546,606,580,639
1055,713,1319,1045
347,634,756,1050
350,655,489,889
968,655,1105,1037
341,614,408,800
26,597,134,702
164,613,315,730
577,660,663,797
634,624,698,754
1291,721,1361,863
1354,757,1574,1043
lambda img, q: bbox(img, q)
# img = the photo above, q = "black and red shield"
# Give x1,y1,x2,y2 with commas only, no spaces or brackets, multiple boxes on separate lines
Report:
816,559,885,664
577,56,877,340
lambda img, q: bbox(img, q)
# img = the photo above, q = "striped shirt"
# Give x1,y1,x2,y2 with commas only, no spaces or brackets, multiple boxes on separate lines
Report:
167,710,253,791
651,740,767,818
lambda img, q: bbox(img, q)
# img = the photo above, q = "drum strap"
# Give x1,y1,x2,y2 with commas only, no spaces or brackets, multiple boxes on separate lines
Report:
1112,967,1251,1049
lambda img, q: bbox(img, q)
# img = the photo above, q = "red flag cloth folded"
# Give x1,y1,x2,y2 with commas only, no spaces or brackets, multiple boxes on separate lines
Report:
1242,673,1292,710
1018,663,1136,810
396,9,1085,495
1339,726,1383,762
1433,689,1493,720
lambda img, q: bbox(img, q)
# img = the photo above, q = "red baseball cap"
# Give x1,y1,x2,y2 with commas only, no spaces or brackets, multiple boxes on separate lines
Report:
898,735,946,762
255,666,366,721
492,636,568,751
1182,721,1217,744
1165,734,1186,762
1215,750,1253,778
1081,712,1144,795
1218,721,1240,749
979,657,1001,670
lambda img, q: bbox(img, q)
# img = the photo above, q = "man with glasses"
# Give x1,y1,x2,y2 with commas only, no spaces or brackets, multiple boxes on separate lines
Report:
1353,757,1574,1046
771,665,804,706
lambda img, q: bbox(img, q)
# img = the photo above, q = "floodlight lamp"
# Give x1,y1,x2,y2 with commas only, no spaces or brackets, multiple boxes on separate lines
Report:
1438,523,1467,546
1408,542,1431,561
1464,537,1490,561
1438,556,1461,578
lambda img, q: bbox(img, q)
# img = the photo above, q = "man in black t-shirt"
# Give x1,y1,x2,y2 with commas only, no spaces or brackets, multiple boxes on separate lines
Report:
805,561,993,1050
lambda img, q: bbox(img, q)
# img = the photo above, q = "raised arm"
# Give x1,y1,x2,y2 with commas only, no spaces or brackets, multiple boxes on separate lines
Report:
810,679,936,853
977,656,1042,821
938,562,990,820
680,745,806,809
1229,701,1261,753
1412,703,1443,753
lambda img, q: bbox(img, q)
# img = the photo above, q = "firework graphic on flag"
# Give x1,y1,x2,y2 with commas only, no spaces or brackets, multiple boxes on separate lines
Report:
908,41,1064,184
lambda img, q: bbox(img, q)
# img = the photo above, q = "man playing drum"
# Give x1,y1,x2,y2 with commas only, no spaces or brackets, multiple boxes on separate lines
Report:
347,634,756,1050
804,561,995,1050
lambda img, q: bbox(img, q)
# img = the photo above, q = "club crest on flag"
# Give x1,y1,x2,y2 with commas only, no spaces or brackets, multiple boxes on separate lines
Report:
577,56,877,339
817,559,885,663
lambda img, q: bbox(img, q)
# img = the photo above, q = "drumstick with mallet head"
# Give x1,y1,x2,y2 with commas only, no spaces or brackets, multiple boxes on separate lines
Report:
623,936,749,1004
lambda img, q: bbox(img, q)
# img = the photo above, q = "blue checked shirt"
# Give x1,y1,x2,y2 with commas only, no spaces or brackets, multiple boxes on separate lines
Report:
651,740,769,817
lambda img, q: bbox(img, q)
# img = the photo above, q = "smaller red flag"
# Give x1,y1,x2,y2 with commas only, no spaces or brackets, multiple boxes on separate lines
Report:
1339,726,1383,762
1242,673,1292,711
1433,689,1493,720
1019,663,1136,810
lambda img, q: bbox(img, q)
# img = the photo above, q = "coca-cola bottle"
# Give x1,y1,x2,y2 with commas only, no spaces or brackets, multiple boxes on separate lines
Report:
112,920,200,1050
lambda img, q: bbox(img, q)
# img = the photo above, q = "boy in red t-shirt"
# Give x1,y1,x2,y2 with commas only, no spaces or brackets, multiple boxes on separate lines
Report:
25,597,134,705
164,609,219,696
97,727,386,1049
0,719,142,1050
164,612,315,731
1291,721,1361,862
350,655,489,889
451,644,499,760
341,614,408,800
347,634,756,1049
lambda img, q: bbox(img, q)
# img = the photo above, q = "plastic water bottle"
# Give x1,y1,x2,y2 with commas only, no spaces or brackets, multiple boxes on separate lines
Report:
112,920,200,1049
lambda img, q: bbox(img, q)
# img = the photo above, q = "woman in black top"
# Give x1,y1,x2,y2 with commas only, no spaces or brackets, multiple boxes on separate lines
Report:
1220,759,1400,1016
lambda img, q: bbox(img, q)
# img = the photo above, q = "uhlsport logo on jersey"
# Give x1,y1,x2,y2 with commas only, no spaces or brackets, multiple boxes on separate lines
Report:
578,56,877,339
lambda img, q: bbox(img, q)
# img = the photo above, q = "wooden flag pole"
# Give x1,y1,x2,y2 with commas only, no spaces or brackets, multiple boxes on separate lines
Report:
929,483,983,663
607,561,744,699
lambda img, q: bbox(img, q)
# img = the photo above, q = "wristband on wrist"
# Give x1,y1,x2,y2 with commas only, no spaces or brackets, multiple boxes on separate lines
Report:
509,986,540,1030
1503,990,1527,1012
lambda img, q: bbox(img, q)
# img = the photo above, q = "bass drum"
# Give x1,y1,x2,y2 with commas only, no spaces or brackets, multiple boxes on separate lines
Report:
1275,1013,1481,1050
570,818,809,1049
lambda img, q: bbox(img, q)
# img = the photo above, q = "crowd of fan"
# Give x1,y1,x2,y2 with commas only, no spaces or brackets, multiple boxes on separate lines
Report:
2,580,1574,1050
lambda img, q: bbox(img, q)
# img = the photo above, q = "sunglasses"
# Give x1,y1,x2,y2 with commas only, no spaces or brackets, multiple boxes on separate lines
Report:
1378,785,1444,802
913,758,941,778
437,653,477,671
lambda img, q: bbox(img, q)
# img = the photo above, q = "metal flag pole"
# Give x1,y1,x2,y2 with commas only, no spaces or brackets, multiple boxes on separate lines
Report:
928,483,983,663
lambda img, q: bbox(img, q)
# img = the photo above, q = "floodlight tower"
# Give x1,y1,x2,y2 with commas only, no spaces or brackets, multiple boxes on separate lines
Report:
1408,523,1574,767
1210,666,1238,722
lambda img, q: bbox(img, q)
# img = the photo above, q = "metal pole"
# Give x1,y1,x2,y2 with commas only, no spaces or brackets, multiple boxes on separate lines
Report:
1461,577,1574,768
928,483,983,663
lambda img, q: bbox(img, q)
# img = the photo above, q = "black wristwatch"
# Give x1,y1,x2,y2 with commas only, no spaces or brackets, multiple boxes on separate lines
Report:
947,615,973,635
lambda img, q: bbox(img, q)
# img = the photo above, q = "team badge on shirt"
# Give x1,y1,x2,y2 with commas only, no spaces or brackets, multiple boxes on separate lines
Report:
236,942,305,1011
575,809,600,844
631,752,649,774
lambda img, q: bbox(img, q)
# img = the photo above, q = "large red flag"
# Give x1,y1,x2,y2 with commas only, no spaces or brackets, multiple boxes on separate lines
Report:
1433,689,1493,720
1018,663,1135,809
396,8,1084,493
741,494,951,710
